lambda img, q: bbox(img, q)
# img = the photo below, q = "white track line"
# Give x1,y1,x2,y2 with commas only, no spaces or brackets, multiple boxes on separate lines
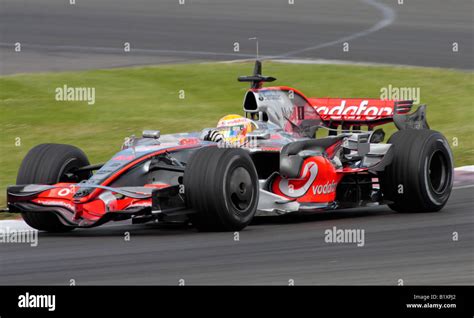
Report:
455,165,474,172
0,42,257,58
0,0,396,62
453,184,474,190
0,220,33,230
277,0,396,58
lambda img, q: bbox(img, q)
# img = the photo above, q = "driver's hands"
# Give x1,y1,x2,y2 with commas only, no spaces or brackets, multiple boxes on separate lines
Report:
202,129,224,143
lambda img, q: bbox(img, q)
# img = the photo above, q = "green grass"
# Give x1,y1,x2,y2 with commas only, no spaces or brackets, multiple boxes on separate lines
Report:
0,62,472,215
0,212,21,220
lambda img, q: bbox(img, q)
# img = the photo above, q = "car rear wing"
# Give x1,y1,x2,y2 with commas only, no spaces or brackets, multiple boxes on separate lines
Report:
308,98,417,130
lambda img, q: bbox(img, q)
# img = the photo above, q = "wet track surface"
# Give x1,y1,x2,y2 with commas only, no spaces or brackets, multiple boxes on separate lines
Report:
0,186,472,285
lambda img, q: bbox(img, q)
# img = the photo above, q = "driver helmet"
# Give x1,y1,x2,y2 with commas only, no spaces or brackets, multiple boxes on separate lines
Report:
216,114,257,146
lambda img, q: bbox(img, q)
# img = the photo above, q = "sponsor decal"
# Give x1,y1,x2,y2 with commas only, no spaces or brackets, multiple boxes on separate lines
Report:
134,145,161,152
57,188,71,196
113,155,135,161
279,161,338,198
279,162,318,197
259,146,281,152
35,199,75,211
312,180,337,195
259,90,283,101
315,100,393,121
217,117,249,127
179,137,200,145
133,143,175,153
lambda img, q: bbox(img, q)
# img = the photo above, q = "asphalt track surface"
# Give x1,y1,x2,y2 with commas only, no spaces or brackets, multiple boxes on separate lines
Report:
1,0,473,74
0,185,472,285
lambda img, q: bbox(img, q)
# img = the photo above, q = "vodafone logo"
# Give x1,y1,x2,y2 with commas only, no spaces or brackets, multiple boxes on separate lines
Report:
279,162,318,198
57,188,71,196
315,100,393,121
312,181,337,195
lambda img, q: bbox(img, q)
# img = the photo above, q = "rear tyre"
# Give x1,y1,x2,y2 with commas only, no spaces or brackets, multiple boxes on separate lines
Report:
16,143,91,232
184,147,259,231
380,129,453,213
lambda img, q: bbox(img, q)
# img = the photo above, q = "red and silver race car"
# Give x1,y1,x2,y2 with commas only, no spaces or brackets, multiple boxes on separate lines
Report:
6,61,454,232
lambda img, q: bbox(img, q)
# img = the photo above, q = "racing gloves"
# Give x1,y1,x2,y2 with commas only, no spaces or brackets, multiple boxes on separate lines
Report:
203,129,224,143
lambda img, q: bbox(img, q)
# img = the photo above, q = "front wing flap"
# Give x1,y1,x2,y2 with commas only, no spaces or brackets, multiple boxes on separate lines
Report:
7,184,190,228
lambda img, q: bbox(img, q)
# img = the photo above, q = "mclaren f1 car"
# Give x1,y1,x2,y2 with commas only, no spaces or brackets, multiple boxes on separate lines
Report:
6,61,454,232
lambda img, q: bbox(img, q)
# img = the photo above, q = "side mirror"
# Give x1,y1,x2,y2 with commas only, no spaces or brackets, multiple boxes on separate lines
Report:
143,130,161,139
369,128,385,144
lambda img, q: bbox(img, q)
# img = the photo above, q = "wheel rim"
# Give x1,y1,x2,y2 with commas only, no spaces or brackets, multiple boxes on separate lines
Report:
227,166,254,212
427,150,449,194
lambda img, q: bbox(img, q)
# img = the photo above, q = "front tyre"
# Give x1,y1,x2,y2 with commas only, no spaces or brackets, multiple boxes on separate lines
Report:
381,129,453,213
16,143,91,232
184,147,259,231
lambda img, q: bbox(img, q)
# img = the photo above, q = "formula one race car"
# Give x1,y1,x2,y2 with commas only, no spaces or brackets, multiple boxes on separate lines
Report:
6,61,454,232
